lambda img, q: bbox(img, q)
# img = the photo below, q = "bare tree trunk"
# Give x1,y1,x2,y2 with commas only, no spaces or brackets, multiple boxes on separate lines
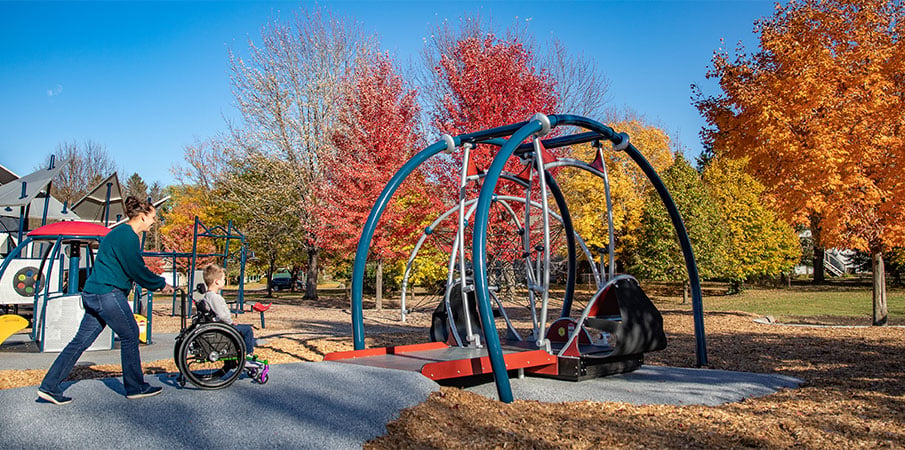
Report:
682,279,689,305
872,249,888,326
305,247,318,300
290,264,301,293
266,256,275,298
813,246,826,283
811,215,825,284
375,259,383,311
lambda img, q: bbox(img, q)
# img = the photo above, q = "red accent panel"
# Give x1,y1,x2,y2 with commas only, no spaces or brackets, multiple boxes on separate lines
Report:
27,221,110,238
466,155,481,177
252,302,272,312
590,151,605,172
323,341,449,361
525,359,560,376
538,141,556,164
546,318,592,345
592,285,620,317
515,140,559,182
420,349,555,380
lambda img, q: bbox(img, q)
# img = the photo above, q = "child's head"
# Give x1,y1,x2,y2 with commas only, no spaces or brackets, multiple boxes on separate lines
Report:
203,264,226,289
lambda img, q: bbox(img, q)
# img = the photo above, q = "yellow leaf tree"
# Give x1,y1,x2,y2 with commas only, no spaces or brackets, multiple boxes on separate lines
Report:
703,157,801,289
695,0,905,324
559,119,674,272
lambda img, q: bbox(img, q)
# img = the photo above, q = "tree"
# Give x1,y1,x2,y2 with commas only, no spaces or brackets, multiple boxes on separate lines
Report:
423,17,559,192
147,181,164,251
219,155,304,298
559,118,674,271
631,155,725,283
702,157,801,289
695,0,905,324
326,50,438,308
171,138,228,193
158,184,218,274
41,140,117,205
541,38,611,118
226,7,373,299
123,173,149,201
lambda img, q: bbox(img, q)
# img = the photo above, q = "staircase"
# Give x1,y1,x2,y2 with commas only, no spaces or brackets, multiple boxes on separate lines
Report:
823,251,846,277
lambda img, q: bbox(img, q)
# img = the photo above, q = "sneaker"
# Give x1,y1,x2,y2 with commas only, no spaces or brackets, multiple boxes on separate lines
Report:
126,385,162,399
37,389,72,405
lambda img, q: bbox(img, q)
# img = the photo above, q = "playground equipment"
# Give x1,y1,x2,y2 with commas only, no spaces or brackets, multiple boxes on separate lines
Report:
173,289,269,389
0,221,115,352
0,314,28,345
0,160,126,263
252,302,272,328
143,216,249,317
326,114,706,403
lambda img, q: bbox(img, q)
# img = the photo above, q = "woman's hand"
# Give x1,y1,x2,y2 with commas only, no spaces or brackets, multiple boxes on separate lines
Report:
160,284,175,295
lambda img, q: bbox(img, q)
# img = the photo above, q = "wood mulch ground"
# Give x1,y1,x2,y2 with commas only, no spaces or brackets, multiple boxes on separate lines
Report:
2,290,903,448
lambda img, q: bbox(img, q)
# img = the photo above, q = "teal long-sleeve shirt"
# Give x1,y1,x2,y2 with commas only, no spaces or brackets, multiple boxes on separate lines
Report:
83,223,165,294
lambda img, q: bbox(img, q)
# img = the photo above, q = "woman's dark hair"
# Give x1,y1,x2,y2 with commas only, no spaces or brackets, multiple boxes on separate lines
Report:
124,196,154,219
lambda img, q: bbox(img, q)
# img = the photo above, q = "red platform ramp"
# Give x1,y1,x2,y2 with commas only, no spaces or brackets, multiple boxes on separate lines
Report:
325,342,556,381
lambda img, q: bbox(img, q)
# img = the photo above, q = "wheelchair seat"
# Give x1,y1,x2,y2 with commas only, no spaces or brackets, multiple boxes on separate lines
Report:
190,283,219,326
192,298,218,325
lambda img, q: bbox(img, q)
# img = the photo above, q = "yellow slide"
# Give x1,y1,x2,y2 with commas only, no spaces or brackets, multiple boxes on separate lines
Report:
0,314,29,345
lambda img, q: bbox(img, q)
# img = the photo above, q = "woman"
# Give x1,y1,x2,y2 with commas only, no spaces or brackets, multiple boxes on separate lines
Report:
37,196,174,405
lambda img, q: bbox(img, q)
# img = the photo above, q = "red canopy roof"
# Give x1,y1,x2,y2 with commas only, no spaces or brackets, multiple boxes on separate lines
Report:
27,221,111,238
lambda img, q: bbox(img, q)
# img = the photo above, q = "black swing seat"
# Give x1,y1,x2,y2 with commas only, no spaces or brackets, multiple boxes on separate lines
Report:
582,277,667,358
542,277,667,381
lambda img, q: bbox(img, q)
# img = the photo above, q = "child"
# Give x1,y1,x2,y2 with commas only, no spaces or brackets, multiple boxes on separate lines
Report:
200,264,257,355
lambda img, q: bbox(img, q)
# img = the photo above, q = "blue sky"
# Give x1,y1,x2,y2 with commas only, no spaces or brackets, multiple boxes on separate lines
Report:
0,1,775,187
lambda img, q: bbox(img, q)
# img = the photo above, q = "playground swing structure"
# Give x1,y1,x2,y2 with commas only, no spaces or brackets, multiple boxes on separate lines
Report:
401,177,601,341
400,122,631,362
326,113,707,404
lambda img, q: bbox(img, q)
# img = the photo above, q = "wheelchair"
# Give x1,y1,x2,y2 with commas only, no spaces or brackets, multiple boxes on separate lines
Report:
173,288,269,389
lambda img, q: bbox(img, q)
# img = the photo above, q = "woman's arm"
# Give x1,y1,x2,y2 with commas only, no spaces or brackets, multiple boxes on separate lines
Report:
117,231,166,291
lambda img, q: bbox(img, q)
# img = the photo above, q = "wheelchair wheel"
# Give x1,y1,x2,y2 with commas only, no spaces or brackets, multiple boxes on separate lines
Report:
175,323,246,389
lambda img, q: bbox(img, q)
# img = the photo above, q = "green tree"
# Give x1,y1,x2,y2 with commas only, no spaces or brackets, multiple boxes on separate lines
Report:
123,172,149,200
219,155,304,297
631,155,725,282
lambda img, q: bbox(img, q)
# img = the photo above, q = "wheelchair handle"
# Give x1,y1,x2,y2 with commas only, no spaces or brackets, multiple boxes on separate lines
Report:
176,288,188,331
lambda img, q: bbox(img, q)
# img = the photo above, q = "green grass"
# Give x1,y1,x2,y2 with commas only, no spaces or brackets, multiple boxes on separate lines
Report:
701,287,905,324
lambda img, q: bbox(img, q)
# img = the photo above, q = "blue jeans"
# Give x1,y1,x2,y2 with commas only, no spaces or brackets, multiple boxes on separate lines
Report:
234,324,255,355
40,289,149,396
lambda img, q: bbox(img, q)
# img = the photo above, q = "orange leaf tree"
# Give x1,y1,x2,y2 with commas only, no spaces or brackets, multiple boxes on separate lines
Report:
695,0,905,324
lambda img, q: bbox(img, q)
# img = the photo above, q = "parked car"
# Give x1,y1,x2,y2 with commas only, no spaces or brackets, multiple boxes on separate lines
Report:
269,274,293,291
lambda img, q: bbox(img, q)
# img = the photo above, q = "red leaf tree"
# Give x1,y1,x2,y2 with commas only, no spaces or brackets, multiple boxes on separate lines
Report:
428,31,559,192
325,51,439,305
